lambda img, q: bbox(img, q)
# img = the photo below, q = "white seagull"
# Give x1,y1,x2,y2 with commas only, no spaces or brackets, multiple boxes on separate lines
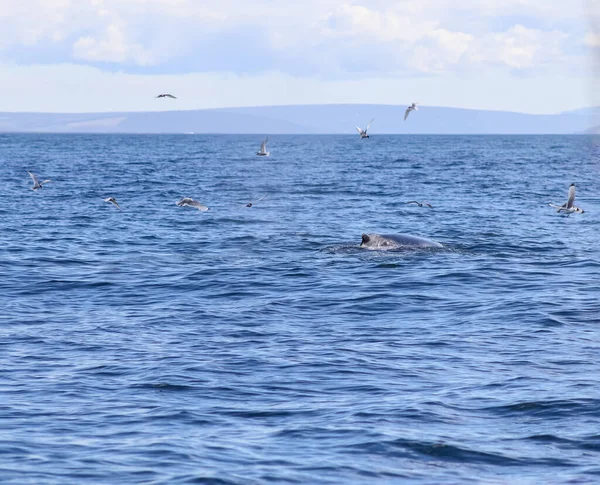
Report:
104,197,122,210
257,137,270,156
404,103,418,121
156,93,177,99
405,200,433,208
27,171,51,190
176,197,209,211
355,119,375,139
549,183,584,215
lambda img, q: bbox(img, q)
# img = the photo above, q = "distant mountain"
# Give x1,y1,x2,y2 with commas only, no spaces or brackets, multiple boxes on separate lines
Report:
0,104,598,134
581,125,600,134
560,106,600,116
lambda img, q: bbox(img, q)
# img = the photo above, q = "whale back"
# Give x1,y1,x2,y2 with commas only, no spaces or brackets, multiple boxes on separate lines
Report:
361,233,442,249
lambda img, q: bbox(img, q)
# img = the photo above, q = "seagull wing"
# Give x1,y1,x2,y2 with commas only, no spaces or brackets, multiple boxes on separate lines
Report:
566,185,576,209
260,138,268,152
366,119,375,132
188,200,209,211
355,126,364,135
405,201,420,205
40,179,51,185
27,171,39,185
404,108,411,121
104,197,121,210
167,94,177,99
177,197,208,211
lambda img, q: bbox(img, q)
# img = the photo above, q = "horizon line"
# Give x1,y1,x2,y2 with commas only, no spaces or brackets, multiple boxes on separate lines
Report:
0,131,593,136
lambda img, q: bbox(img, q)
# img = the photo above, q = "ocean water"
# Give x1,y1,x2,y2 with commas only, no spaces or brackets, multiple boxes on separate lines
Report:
1,133,599,484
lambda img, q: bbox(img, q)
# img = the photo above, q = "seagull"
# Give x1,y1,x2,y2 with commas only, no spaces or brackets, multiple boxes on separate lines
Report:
549,183,584,215
241,194,268,208
27,171,51,190
104,197,122,210
404,103,418,121
176,197,209,211
156,94,177,99
405,200,433,208
355,119,374,139
257,137,270,156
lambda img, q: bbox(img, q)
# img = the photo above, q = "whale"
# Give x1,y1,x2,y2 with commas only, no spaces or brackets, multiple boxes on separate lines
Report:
360,233,442,250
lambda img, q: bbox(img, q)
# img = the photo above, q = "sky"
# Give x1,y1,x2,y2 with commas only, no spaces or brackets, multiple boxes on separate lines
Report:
0,0,598,114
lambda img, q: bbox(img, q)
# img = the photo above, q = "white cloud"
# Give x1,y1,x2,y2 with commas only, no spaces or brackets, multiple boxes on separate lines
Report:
0,1,589,76
0,0,595,112
73,23,154,65
409,29,474,72
323,4,440,43
585,32,600,47
470,25,570,70
0,0,73,49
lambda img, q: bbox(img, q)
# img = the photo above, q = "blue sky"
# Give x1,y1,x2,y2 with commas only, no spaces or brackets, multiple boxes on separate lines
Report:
0,0,597,114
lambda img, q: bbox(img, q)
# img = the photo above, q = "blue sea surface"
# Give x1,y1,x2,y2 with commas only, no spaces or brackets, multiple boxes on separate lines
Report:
1,134,599,484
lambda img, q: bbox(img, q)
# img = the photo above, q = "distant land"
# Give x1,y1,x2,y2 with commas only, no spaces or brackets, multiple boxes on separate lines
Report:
582,125,600,134
0,104,598,135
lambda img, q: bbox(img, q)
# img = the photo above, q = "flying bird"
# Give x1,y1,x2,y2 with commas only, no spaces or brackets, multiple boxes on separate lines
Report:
156,94,177,99
257,137,270,156
176,197,209,211
549,183,584,215
27,171,51,190
404,103,418,121
104,197,122,210
405,200,433,208
355,119,375,139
